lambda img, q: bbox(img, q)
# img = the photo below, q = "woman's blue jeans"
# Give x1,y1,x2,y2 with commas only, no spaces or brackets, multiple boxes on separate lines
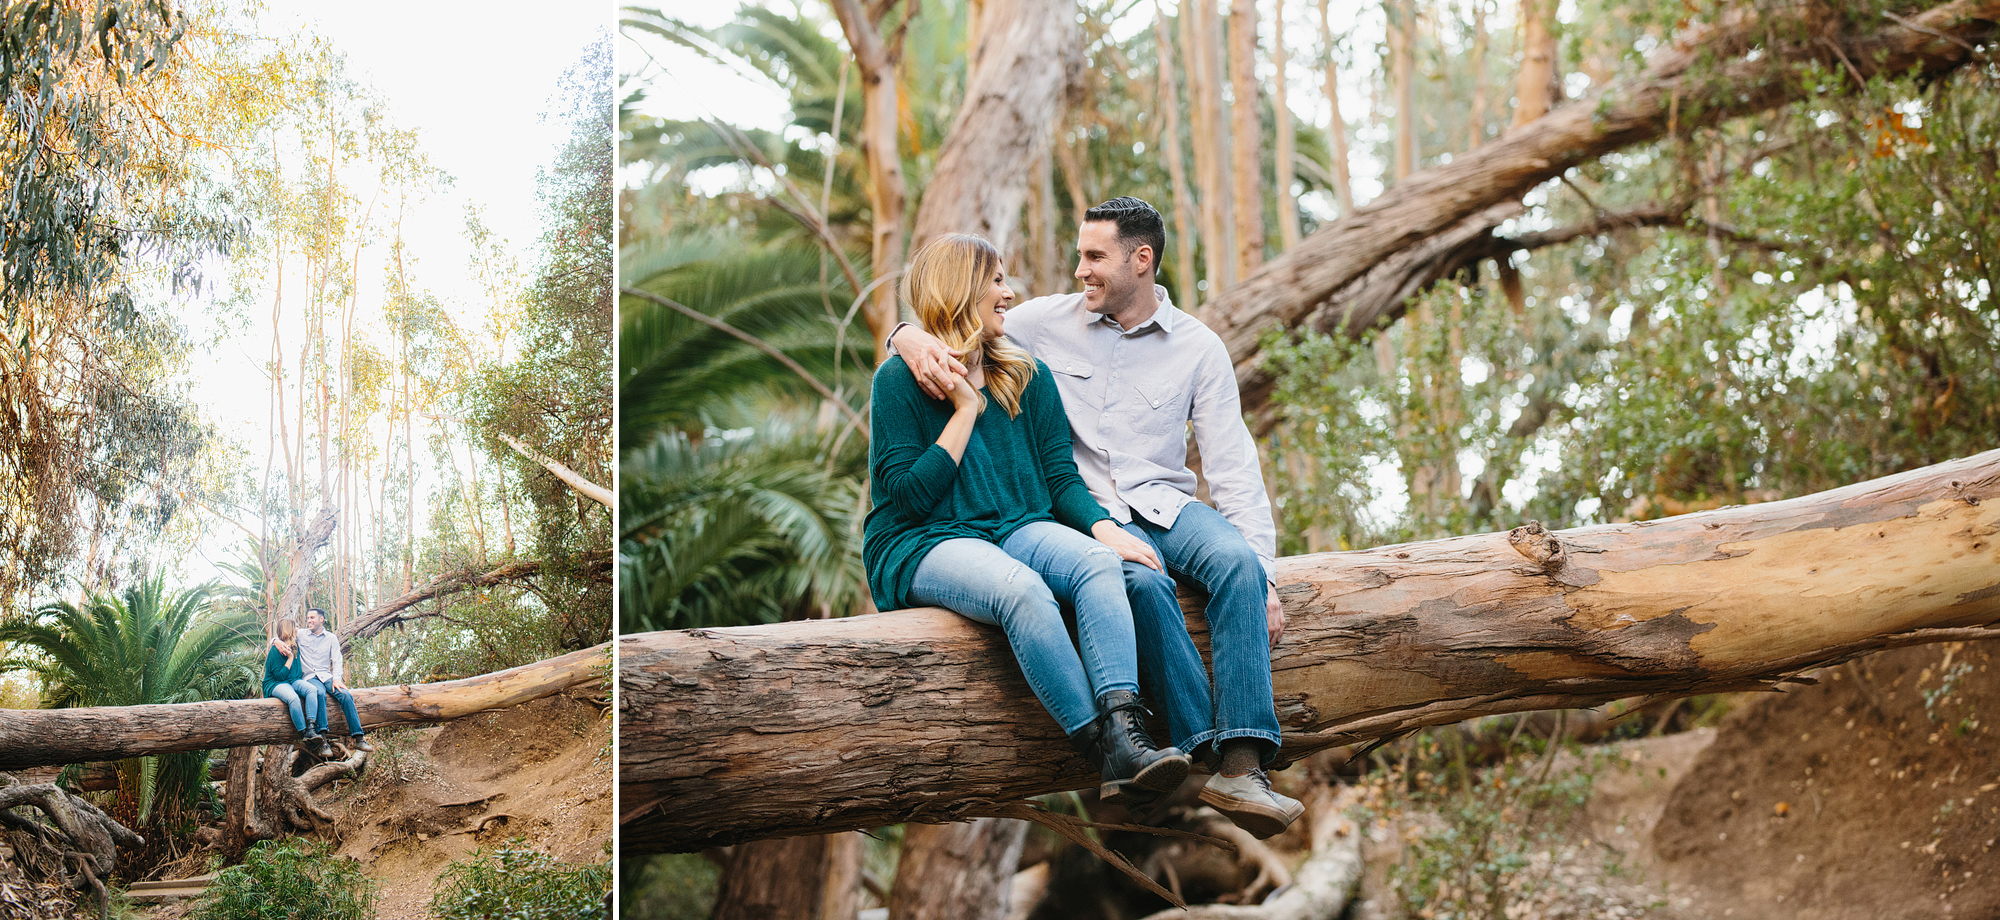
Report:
269,679,327,734
909,520,1139,735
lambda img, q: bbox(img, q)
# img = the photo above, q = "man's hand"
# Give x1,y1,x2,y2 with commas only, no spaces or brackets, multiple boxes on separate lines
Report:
331,678,347,692
1266,583,1286,647
270,637,292,656
891,324,968,400
1091,520,1162,572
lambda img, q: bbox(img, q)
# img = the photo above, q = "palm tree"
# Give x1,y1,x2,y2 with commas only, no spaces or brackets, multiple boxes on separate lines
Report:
0,576,260,826
620,417,867,632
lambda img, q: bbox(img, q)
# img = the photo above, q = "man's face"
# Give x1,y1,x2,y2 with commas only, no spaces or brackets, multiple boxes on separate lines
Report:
306,610,325,632
1074,220,1148,315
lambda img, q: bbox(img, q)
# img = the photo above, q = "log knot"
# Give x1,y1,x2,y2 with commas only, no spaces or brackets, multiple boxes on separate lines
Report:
1507,521,1567,572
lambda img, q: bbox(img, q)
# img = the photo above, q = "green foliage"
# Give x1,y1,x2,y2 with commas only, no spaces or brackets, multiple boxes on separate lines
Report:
1356,729,1609,920
618,854,719,920
462,37,614,655
620,418,866,632
429,843,609,920
0,576,256,825
190,838,375,920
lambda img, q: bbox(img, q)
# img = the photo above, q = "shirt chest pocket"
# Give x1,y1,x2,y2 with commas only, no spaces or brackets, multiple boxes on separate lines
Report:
1128,378,1187,435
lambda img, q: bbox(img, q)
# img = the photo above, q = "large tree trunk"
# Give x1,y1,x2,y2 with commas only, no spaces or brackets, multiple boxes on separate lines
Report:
1185,0,1232,291
1315,0,1354,213
621,450,2000,852
1196,0,2000,412
887,819,1030,920
1270,0,1298,251
0,644,608,770
909,0,1080,256
1510,0,1559,127
1154,2,1200,308
710,834,860,920
1227,0,1264,277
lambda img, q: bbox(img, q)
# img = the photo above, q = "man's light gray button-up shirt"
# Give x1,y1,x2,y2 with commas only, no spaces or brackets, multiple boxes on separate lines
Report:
1000,285,1277,580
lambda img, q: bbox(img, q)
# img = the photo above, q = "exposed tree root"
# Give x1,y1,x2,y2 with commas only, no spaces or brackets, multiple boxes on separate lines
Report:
0,775,142,919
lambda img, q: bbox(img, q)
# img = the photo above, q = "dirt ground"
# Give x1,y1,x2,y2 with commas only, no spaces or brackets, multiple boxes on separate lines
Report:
330,694,612,919
122,693,611,920
1349,640,2000,919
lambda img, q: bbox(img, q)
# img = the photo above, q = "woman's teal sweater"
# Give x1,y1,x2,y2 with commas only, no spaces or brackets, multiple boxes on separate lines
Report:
863,355,1111,610
262,645,303,698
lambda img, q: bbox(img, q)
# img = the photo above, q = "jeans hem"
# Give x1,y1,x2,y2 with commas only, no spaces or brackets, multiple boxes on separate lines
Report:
1211,729,1283,766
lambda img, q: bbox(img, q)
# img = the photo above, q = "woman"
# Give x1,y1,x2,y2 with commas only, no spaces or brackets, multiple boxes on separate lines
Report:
263,618,332,758
863,233,1188,803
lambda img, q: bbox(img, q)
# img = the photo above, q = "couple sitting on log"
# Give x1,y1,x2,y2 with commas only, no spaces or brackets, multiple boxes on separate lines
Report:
261,607,375,759
866,197,1301,838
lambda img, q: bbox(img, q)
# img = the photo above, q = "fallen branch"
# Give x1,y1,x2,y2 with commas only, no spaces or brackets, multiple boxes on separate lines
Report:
620,449,2000,851
0,644,609,770
340,553,611,641
495,432,614,509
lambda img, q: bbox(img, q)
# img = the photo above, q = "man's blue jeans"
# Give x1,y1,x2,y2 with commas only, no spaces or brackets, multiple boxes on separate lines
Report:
307,676,365,737
269,679,326,734
1120,502,1281,763
910,520,1140,735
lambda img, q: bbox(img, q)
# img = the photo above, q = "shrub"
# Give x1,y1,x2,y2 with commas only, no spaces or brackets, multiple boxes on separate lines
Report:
430,842,609,920
190,838,374,920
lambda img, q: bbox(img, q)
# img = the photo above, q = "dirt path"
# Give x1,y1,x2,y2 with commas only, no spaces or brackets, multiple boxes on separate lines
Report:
329,694,611,920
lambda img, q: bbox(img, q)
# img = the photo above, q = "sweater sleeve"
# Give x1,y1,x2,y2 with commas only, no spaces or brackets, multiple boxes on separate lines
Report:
869,358,963,520
1026,362,1112,534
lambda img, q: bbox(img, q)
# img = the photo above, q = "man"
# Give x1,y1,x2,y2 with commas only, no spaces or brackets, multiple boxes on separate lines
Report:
294,608,374,753
890,197,1302,838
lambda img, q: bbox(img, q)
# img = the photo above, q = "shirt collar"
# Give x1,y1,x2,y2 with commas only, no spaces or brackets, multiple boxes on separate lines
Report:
1094,284,1177,334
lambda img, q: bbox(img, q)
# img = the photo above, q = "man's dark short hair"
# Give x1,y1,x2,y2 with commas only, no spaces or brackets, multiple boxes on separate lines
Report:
306,607,324,618
1083,197,1166,276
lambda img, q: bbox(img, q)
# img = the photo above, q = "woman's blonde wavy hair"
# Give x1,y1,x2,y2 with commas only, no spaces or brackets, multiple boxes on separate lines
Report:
901,233,1036,418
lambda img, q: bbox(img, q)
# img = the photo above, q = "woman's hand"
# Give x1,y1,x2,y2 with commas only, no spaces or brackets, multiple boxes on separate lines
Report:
1090,520,1162,572
945,371,983,415
892,324,968,400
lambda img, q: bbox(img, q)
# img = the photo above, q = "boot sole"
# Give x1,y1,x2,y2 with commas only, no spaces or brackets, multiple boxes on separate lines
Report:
1197,785,1305,840
1099,752,1190,806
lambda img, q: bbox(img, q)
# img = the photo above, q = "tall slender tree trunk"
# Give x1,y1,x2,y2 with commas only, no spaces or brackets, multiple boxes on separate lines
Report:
1390,0,1418,180
830,0,912,365
1186,0,1233,290
1154,2,1200,307
1511,0,1558,126
1316,0,1354,213
1228,0,1264,276
1271,0,1299,250
1468,0,1488,148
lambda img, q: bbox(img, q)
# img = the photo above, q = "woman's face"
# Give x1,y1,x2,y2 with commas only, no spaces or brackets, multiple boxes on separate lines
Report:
975,261,1014,340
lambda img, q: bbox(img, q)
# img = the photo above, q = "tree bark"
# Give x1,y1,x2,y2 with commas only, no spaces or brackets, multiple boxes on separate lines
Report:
1197,0,2000,412
0,645,608,770
1388,0,1416,180
496,431,614,509
1271,0,1298,251
1227,0,1264,277
1154,2,1200,308
830,0,912,365
1510,0,1558,127
1185,0,1233,291
274,505,338,623
887,819,1030,920
710,834,857,920
909,0,1080,256
621,449,2000,852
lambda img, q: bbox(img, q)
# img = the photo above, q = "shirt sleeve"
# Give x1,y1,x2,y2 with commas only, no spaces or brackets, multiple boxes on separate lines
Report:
1027,362,1112,534
329,635,344,684
1188,337,1278,580
870,359,962,520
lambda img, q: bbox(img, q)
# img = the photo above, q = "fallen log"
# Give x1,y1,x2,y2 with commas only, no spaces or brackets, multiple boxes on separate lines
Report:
0,644,608,771
620,450,2000,852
